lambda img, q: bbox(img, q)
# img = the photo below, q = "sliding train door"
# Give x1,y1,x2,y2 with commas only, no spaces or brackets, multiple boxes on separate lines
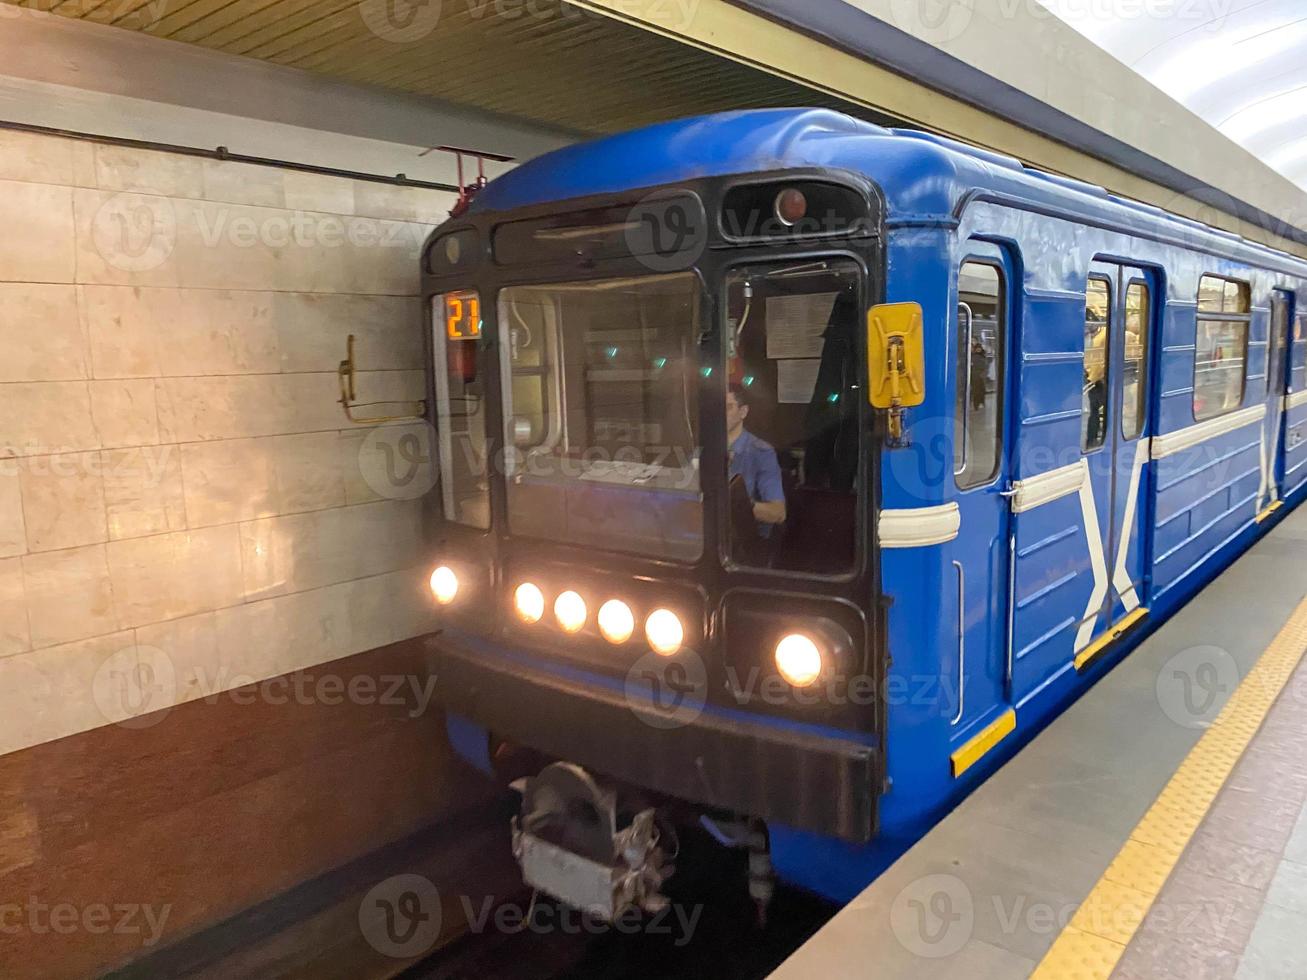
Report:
950,245,1014,738
1075,262,1155,666
1289,308,1307,498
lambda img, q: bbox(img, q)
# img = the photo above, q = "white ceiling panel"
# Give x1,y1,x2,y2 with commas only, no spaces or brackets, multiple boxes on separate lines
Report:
1038,0,1307,189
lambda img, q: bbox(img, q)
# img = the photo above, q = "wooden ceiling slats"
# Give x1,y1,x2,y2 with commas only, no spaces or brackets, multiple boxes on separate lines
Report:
197,0,356,54
5,0,848,137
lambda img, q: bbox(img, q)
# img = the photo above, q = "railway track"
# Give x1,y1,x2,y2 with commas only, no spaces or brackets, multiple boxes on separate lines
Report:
401,829,836,980
104,794,833,980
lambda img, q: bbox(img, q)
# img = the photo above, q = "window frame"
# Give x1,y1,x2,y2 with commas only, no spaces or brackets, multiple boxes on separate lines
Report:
718,253,869,582
954,257,1007,491
432,290,492,530
499,287,564,460
1267,291,1291,398
1192,274,1252,423
1081,274,1114,455
1295,312,1307,388
494,271,709,564
1122,277,1151,442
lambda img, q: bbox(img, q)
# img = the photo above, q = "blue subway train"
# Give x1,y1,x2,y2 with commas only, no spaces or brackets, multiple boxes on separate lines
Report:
420,109,1307,911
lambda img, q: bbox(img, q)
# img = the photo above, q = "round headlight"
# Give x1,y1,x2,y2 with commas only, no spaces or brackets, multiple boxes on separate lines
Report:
514,582,545,624
598,599,635,644
430,566,459,605
554,591,588,634
775,633,823,688
775,187,808,227
645,609,685,657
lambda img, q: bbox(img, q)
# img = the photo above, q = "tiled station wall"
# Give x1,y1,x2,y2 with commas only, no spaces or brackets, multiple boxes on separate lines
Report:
0,128,486,976
0,128,444,755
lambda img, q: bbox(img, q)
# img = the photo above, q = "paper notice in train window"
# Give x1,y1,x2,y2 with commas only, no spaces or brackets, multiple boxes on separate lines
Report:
777,358,822,404
766,293,835,359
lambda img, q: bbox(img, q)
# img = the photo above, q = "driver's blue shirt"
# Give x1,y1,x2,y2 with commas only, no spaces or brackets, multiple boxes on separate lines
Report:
729,429,785,505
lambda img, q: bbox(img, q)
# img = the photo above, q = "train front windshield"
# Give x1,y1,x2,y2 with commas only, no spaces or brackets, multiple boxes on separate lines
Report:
487,260,863,574
498,274,705,562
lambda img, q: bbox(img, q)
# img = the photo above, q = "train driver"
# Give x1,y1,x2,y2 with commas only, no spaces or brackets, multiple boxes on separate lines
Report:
726,383,787,534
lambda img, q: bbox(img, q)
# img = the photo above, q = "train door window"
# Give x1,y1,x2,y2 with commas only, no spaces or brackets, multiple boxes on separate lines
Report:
955,261,1005,488
433,291,490,529
1268,293,1290,396
1122,280,1150,440
1194,275,1251,421
1082,277,1112,452
1296,313,1307,383
723,258,863,574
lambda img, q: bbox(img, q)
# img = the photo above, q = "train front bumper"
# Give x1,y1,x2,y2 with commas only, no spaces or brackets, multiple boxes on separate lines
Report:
428,630,878,843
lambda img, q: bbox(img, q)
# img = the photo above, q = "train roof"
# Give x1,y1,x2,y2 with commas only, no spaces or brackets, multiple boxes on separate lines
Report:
471,108,1307,277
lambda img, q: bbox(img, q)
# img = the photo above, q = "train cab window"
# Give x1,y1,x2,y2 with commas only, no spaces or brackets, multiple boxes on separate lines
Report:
433,291,490,528
1082,277,1112,452
723,259,863,574
498,274,704,562
1194,275,1251,421
1123,281,1150,440
955,261,1005,488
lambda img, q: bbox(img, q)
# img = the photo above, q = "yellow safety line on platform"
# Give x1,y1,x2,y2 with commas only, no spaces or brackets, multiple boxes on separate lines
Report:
1032,592,1307,980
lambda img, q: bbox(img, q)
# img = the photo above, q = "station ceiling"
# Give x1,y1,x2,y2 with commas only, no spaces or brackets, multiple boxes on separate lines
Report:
1040,0,1307,191
15,0,1307,258
29,0,867,135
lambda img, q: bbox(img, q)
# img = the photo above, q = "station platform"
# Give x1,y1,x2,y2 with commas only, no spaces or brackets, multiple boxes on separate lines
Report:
775,505,1307,980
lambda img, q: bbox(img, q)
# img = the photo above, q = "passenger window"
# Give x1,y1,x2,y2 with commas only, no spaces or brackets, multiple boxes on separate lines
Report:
955,262,1005,489
1082,277,1112,452
1122,281,1149,440
1194,275,1251,421
723,258,863,574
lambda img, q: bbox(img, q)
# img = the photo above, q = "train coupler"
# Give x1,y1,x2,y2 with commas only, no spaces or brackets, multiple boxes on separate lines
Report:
511,762,674,921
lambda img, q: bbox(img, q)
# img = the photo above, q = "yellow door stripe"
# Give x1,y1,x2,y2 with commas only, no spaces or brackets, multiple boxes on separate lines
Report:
1257,499,1285,524
1074,607,1150,671
950,708,1016,778
1032,592,1307,979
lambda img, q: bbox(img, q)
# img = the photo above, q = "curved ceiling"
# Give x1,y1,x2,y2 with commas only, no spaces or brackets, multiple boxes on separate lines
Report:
1038,0,1307,189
